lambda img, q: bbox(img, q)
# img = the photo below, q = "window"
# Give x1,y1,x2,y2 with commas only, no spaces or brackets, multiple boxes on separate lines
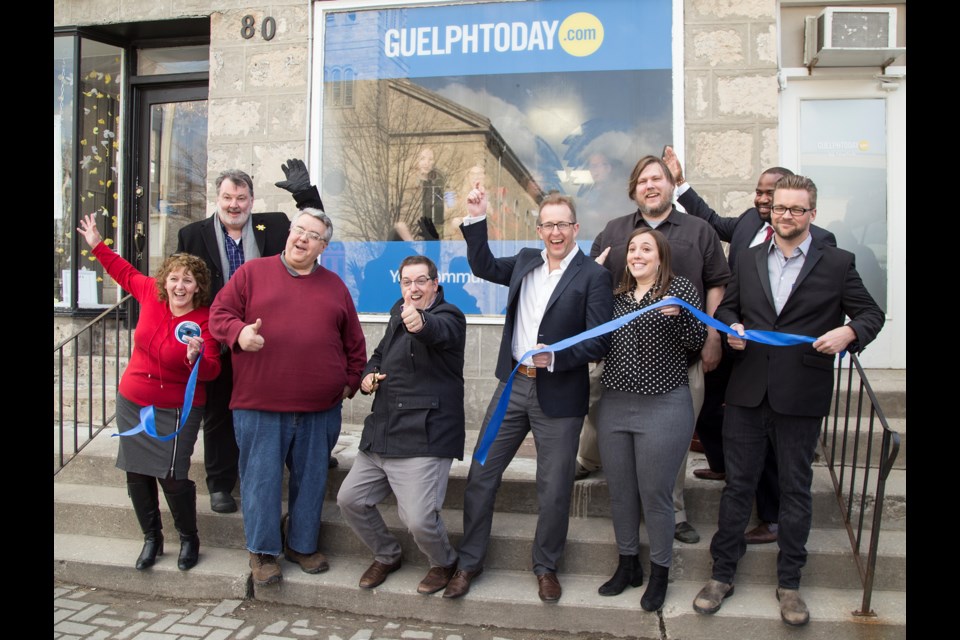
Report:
54,35,124,310
313,0,675,313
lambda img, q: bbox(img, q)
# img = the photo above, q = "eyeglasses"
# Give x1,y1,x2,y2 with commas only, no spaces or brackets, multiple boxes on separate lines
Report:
289,225,325,242
537,221,575,232
771,205,814,217
400,276,434,288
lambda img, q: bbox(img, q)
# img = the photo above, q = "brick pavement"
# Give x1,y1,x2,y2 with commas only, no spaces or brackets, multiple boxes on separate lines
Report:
54,582,617,640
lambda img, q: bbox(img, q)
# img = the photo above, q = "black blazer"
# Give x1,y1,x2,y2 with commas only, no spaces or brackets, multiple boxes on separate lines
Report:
461,219,613,418
679,186,837,267
716,238,884,417
176,212,291,298
177,186,324,297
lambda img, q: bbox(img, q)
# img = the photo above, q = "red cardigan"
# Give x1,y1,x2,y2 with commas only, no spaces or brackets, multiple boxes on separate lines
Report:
93,242,221,408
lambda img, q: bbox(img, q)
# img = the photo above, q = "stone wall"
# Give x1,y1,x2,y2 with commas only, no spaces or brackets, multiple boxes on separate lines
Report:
683,0,779,215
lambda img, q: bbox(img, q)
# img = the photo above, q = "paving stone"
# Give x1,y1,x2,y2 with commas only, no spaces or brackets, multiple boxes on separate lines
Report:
146,613,182,632
166,623,211,636
264,621,289,633
211,600,243,617
69,603,108,622
114,621,148,639
181,607,208,624
54,620,97,635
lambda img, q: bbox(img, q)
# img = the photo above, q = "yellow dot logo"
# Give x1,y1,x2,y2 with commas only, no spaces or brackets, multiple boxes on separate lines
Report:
559,13,604,57
858,140,870,152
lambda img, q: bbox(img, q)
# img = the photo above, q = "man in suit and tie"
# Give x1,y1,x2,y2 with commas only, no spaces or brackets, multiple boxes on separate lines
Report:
442,185,613,603
692,175,884,626
176,162,324,514
664,148,837,545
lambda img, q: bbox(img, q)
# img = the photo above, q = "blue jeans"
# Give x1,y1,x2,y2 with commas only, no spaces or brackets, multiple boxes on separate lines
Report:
234,404,342,556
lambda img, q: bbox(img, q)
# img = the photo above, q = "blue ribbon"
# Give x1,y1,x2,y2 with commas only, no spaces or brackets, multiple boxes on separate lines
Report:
114,346,203,442
474,297,818,465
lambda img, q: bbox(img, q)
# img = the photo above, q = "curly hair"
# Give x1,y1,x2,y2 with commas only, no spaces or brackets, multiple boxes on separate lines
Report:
154,253,213,308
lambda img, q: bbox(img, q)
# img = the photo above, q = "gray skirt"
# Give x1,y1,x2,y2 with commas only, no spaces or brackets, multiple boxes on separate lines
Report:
115,392,202,480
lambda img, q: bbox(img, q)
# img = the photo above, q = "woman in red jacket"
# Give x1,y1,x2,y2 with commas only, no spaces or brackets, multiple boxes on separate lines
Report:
77,214,221,571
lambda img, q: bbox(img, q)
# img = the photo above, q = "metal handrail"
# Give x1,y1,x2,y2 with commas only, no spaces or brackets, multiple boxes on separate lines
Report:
821,352,901,617
54,294,137,475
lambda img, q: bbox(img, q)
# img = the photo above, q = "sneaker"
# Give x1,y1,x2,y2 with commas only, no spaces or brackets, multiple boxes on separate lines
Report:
249,552,282,586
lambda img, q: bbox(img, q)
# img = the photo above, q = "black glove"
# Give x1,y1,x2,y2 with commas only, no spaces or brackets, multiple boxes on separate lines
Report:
275,158,312,194
418,216,440,240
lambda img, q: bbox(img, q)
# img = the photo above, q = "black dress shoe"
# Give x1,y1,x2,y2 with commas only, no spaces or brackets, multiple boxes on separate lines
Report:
210,491,237,514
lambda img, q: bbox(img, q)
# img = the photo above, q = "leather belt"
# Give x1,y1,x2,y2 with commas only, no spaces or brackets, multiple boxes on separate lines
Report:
516,363,537,378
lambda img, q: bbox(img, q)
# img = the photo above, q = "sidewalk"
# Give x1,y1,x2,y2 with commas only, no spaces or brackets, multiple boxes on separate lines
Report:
54,581,619,640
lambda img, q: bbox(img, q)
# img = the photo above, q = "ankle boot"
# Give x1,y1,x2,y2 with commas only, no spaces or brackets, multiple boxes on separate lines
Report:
641,562,669,611
128,479,163,570
163,482,200,571
598,554,643,596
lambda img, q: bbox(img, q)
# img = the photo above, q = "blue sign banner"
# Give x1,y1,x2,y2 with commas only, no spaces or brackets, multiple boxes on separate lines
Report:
322,239,596,315
323,0,671,80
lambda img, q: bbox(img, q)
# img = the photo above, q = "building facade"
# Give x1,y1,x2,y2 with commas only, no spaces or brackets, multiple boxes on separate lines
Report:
54,0,906,419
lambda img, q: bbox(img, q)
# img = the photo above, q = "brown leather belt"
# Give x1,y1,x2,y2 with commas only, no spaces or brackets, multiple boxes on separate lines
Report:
516,363,537,378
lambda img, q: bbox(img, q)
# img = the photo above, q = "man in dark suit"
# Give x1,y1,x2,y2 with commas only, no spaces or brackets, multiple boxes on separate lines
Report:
442,185,613,603
176,162,324,513
664,147,837,545
692,175,884,626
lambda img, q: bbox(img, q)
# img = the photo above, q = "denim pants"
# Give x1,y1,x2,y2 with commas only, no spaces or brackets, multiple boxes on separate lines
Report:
234,404,342,556
709,400,821,589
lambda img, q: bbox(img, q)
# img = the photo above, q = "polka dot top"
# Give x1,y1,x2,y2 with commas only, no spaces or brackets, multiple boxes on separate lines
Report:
601,275,707,395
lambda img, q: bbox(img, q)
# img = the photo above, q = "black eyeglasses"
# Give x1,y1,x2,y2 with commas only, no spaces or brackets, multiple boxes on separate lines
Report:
771,205,814,217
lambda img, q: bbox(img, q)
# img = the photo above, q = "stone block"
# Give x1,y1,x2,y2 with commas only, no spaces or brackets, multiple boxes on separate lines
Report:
760,126,779,169
691,130,754,181
754,23,777,64
247,47,308,90
685,73,712,120
717,74,778,118
208,98,265,138
209,48,245,96
690,0,772,20
252,143,310,188
690,28,744,67
69,0,120,25
267,95,308,138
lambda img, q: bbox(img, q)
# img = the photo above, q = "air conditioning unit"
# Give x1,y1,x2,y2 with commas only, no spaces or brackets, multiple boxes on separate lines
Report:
804,7,905,68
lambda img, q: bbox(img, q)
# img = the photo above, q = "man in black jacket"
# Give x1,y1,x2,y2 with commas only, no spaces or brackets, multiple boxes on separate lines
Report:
337,255,466,595
176,161,324,514
664,147,836,545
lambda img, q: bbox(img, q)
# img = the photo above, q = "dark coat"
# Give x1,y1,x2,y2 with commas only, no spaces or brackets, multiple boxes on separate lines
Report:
716,238,885,417
461,218,613,418
176,186,324,298
678,185,837,267
360,286,466,459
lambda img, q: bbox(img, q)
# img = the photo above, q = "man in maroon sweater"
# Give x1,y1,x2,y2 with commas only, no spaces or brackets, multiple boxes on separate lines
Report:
210,209,366,586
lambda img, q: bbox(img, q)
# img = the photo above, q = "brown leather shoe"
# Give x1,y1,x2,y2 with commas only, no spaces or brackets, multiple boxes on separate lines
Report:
284,547,330,574
417,564,457,595
442,568,483,599
744,522,778,545
249,552,282,586
358,559,402,589
537,572,562,603
693,468,726,481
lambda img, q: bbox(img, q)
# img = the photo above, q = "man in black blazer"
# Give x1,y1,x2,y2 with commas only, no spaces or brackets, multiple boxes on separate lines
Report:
693,175,884,626
176,162,324,514
442,185,613,603
665,148,838,545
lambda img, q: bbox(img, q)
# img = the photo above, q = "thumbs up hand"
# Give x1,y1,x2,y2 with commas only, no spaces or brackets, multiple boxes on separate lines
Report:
239,318,265,352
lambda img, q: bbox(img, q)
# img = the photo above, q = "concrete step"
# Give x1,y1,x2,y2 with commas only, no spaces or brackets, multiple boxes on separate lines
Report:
830,368,905,421
53,482,906,591
53,533,906,640
56,426,908,532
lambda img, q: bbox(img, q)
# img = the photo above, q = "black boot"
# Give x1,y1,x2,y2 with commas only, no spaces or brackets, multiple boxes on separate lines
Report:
598,554,643,596
163,480,200,571
128,477,163,570
641,562,669,611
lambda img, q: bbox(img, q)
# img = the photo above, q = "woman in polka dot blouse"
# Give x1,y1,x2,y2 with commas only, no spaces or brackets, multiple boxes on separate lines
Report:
595,227,706,611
